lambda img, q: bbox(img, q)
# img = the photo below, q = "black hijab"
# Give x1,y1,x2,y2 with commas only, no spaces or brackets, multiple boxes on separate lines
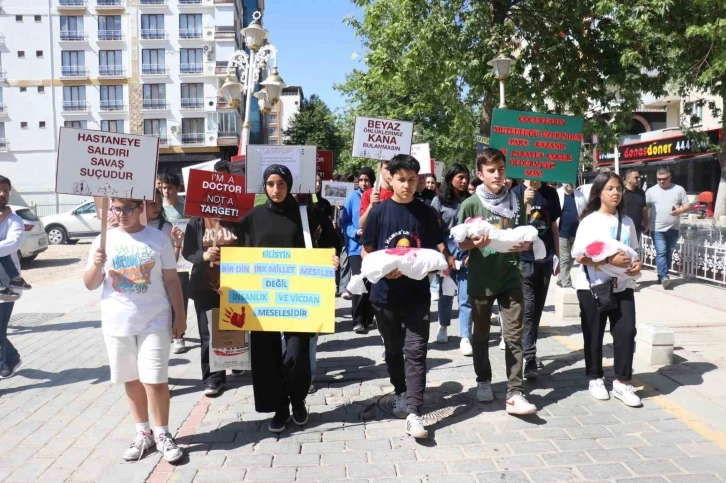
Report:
263,164,298,215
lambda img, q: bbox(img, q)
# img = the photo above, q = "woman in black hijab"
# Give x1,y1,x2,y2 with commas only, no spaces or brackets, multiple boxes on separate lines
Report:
241,164,339,433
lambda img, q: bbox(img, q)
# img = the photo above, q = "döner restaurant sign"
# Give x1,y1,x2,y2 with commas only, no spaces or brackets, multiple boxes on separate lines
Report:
597,129,722,166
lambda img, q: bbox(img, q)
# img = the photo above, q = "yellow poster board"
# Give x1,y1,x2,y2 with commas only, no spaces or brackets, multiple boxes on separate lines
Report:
219,247,336,333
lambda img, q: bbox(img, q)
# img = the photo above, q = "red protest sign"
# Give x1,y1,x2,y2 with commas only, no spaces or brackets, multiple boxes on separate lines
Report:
317,150,333,180
184,169,255,221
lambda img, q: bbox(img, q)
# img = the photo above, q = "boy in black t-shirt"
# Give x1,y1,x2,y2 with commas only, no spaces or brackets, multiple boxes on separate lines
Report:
361,154,453,439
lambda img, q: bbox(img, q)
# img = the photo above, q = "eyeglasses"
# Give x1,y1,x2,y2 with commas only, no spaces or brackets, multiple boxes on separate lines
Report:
657,177,671,182
110,203,141,216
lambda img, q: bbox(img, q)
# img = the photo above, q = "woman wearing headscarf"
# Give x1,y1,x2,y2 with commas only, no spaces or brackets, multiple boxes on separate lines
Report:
241,164,339,433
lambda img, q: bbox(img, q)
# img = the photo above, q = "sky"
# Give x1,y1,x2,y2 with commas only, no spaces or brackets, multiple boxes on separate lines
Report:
261,0,364,113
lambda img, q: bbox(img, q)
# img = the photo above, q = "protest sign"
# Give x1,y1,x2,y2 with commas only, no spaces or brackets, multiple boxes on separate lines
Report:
171,220,192,272
352,116,414,161
434,161,445,180
489,109,584,184
56,127,159,200
475,133,490,153
321,181,355,206
245,145,317,194
207,309,250,372
316,150,334,180
411,143,434,174
219,247,336,333
184,169,255,222
181,159,219,192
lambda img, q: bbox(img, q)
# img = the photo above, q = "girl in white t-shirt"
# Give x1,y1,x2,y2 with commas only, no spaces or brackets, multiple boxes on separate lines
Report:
572,171,643,408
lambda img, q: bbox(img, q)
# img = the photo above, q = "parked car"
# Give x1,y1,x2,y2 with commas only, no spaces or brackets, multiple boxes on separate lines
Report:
42,201,101,245
10,205,48,262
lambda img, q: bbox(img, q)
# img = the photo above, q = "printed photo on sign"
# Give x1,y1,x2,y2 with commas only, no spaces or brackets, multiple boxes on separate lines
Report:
321,181,355,206
206,309,250,372
245,145,317,194
352,116,414,161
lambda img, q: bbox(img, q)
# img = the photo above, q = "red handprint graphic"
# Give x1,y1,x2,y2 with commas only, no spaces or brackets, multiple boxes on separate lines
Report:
223,307,246,329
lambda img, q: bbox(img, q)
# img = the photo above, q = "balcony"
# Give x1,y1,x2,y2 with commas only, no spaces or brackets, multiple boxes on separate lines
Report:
141,64,169,76
140,29,168,40
0,140,8,152
178,0,202,5
59,30,88,42
96,0,124,8
180,63,203,75
215,26,234,40
179,29,202,40
99,65,125,77
142,99,169,110
217,131,239,146
62,100,91,113
0,69,6,81
100,100,125,111
58,0,87,9
98,30,124,41
60,66,89,78
180,98,203,110
181,133,204,145
139,0,166,5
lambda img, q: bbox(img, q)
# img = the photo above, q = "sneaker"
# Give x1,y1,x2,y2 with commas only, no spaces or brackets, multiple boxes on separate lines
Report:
0,288,20,302
499,338,506,350
392,391,407,419
203,382,222,397
460,337,473,356
0,359,21,379
612,380,642,407
268,408,290,433
476,381,494,402
8,278,31,290
436,326,448,343
172,338,186,354
231,369,246,376
122,431,155,461
405,414,428,439
381,348,386,361
155,432,183,463
589,378,610,400
661,278,671,289
505,393,538,415
353,321,367,334
341,290,352,300
291,403,309,426
524,360,538,380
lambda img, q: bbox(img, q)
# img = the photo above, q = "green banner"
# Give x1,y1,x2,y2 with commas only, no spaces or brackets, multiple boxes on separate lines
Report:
489,109,584,184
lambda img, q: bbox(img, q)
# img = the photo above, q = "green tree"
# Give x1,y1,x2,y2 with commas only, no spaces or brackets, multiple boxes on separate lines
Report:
283,94,346,166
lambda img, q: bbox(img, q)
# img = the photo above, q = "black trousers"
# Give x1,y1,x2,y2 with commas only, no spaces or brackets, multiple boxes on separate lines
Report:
348,255,374,327
194,295,226,385
522,260,552,364
577,289,637,381
251,331,311,413
372,302,430,416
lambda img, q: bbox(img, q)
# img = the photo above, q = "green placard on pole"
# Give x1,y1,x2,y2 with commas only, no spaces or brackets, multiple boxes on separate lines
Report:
489,109,584,184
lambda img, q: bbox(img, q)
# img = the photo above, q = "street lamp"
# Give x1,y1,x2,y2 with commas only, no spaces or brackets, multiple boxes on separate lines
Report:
488,54,513,108
218,11,287,155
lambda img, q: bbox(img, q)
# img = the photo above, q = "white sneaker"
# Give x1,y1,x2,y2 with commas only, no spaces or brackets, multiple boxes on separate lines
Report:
405,414,428,439
589,378,610,401
155,432,184,463
612,380,642,407
172,338,185,354
393,392,407,419
460,337,473,356
505,393,537,415
122,431,155,461
476,381,494,402
436,326,448,343
499,338,506,350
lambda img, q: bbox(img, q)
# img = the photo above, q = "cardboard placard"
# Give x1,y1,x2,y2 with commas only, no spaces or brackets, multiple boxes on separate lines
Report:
245,145,317,194
316,150,334,180
184,169,255,222
219,247,336,333
321,181,355,206
352,116,414,161
56,127,159,200
411,143,434,174
207,308,250,372
475,133,490,153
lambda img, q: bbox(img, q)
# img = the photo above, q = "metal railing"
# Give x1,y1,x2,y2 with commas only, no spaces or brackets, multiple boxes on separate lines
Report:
98,30,123,41
179,28,202,39
0,69,6,80
140,29,167,39
180,98,203,109
218,131,239,138
179,0,201,4
215,26,234,35
59,30,87,41
140,0,166,4
96,0,123,6
141,64,169,75
62,100,90,112
181,133,204,144
61,66,89,77
99,65,124,76
58,0,87,6
142,99,169,110
0,139,8,150
100,100,124,111
0,104,6,114
180,63,203,74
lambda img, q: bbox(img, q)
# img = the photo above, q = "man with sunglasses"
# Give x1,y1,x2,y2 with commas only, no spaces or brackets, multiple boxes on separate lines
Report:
645,167,690,288
623,170,649,245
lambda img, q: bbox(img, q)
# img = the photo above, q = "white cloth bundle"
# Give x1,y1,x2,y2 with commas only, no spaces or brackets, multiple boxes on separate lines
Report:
572,238,641,285
347,248,448,295
449,217,547,260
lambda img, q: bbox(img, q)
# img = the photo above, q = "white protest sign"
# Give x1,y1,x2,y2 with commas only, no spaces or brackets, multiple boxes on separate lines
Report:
56,127,159,200
411,143,433,174
434,161,445,180
181,159,219,192
352,116,414,161
322,181,355,207
245,145,317,194
171,220,193,272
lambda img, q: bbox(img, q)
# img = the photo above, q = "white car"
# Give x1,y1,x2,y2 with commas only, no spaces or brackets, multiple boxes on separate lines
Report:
10,205,49,262
42,201,102,245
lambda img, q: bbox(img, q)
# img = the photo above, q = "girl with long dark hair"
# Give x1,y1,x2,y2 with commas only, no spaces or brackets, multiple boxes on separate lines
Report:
572,171,642,407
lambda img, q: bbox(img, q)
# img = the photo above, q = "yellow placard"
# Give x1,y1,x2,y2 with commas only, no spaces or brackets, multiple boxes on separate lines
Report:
219,247,336,333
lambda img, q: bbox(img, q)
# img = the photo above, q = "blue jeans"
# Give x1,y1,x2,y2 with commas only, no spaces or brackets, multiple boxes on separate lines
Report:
430,275,440,294
653,229,679,282
0,302,17,372
437,268,472,338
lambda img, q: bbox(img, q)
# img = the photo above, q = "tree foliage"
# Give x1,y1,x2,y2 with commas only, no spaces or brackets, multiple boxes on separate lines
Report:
283,94,346,166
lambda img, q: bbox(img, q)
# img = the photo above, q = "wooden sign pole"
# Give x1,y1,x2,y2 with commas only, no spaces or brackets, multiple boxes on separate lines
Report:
99,198,109,251
211,220,220,268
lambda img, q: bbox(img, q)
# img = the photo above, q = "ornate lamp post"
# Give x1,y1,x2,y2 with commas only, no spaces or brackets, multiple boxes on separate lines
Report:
488,54,513,108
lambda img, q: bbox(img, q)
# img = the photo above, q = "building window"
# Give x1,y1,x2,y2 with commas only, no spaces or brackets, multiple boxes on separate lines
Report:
61,51,86,76
36,51,44,58
268,137,278,145
38,86,45,93
143,119,167,143
141,14,165,39
0,123,5,146
15,16,22,22
180,48,203,73
101,120,124,133
181,83,203,108
62,85,87,111
267,126,277,136
181,118,204,144
142,49,166,74
39,121,46,128
215,111,240,137
20,122,28,129
60,16,84,41
35,15,42,22
265,113,278,124
18,51,25,59
143,84,167,109
179,14,202,39
19,87,27,93
98,15,122,41
64,120,87,128
100,85,123,110
685,100,704,126
99,50,122,76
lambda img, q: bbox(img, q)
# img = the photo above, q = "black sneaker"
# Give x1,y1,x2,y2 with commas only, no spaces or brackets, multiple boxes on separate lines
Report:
203,381,222,397
292,403,309,426
231,370,246,376
353,321,366,334
0,288,20,302
524,360,538,380
268,408,289,433
0,359,21,379
8,278,31,290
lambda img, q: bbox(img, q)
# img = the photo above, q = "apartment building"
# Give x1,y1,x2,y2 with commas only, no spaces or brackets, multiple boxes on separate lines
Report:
0,0,263,212
264,85,302,145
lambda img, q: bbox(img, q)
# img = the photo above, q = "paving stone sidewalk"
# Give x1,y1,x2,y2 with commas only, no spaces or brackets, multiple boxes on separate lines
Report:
0,286,725,483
